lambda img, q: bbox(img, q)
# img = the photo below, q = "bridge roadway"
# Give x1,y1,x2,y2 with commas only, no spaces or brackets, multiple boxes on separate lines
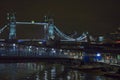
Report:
0,39,120,53
0,39,120,69
0,41,81,66
0,56,82,66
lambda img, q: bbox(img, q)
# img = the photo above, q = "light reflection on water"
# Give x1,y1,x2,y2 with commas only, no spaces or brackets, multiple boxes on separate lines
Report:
0,62,119,80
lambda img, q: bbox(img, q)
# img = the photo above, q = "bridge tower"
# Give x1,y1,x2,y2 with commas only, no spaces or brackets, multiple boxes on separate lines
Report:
7,12,16,39
44,16,55,40
44,16,48,40
47,18,55,40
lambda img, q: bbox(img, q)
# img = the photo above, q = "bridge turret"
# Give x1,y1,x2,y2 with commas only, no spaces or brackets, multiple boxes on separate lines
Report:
44,16,49,23
7,12,16,39
44,15,54,24
47,17,55,40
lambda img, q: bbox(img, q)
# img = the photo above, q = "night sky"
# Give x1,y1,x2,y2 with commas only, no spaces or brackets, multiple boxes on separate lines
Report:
0,0,120,38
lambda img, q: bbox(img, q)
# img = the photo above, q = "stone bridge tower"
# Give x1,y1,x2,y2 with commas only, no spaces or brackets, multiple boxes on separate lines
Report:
7,12,16,39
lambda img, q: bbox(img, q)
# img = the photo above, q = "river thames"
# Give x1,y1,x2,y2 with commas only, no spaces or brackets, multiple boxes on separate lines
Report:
0,62,119,80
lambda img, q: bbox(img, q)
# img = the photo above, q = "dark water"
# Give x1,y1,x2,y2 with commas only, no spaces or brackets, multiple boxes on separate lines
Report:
0,62,119,80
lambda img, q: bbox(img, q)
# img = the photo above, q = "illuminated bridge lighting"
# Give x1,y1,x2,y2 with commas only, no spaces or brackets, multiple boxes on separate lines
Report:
16,22,48,25
96,53,101,57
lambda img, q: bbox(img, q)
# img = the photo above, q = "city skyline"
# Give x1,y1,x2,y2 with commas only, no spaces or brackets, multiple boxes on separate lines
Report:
0,0,120,38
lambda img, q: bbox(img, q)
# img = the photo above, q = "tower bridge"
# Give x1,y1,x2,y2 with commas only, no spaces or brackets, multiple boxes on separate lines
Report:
0,13,120,67
0,12,88,45
0,12,92,59
0,13,120,51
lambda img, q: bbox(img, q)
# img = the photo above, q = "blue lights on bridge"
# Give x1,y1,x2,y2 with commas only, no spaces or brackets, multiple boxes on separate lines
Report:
96,52,102,61
96,53,101,57
38,40,46,45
